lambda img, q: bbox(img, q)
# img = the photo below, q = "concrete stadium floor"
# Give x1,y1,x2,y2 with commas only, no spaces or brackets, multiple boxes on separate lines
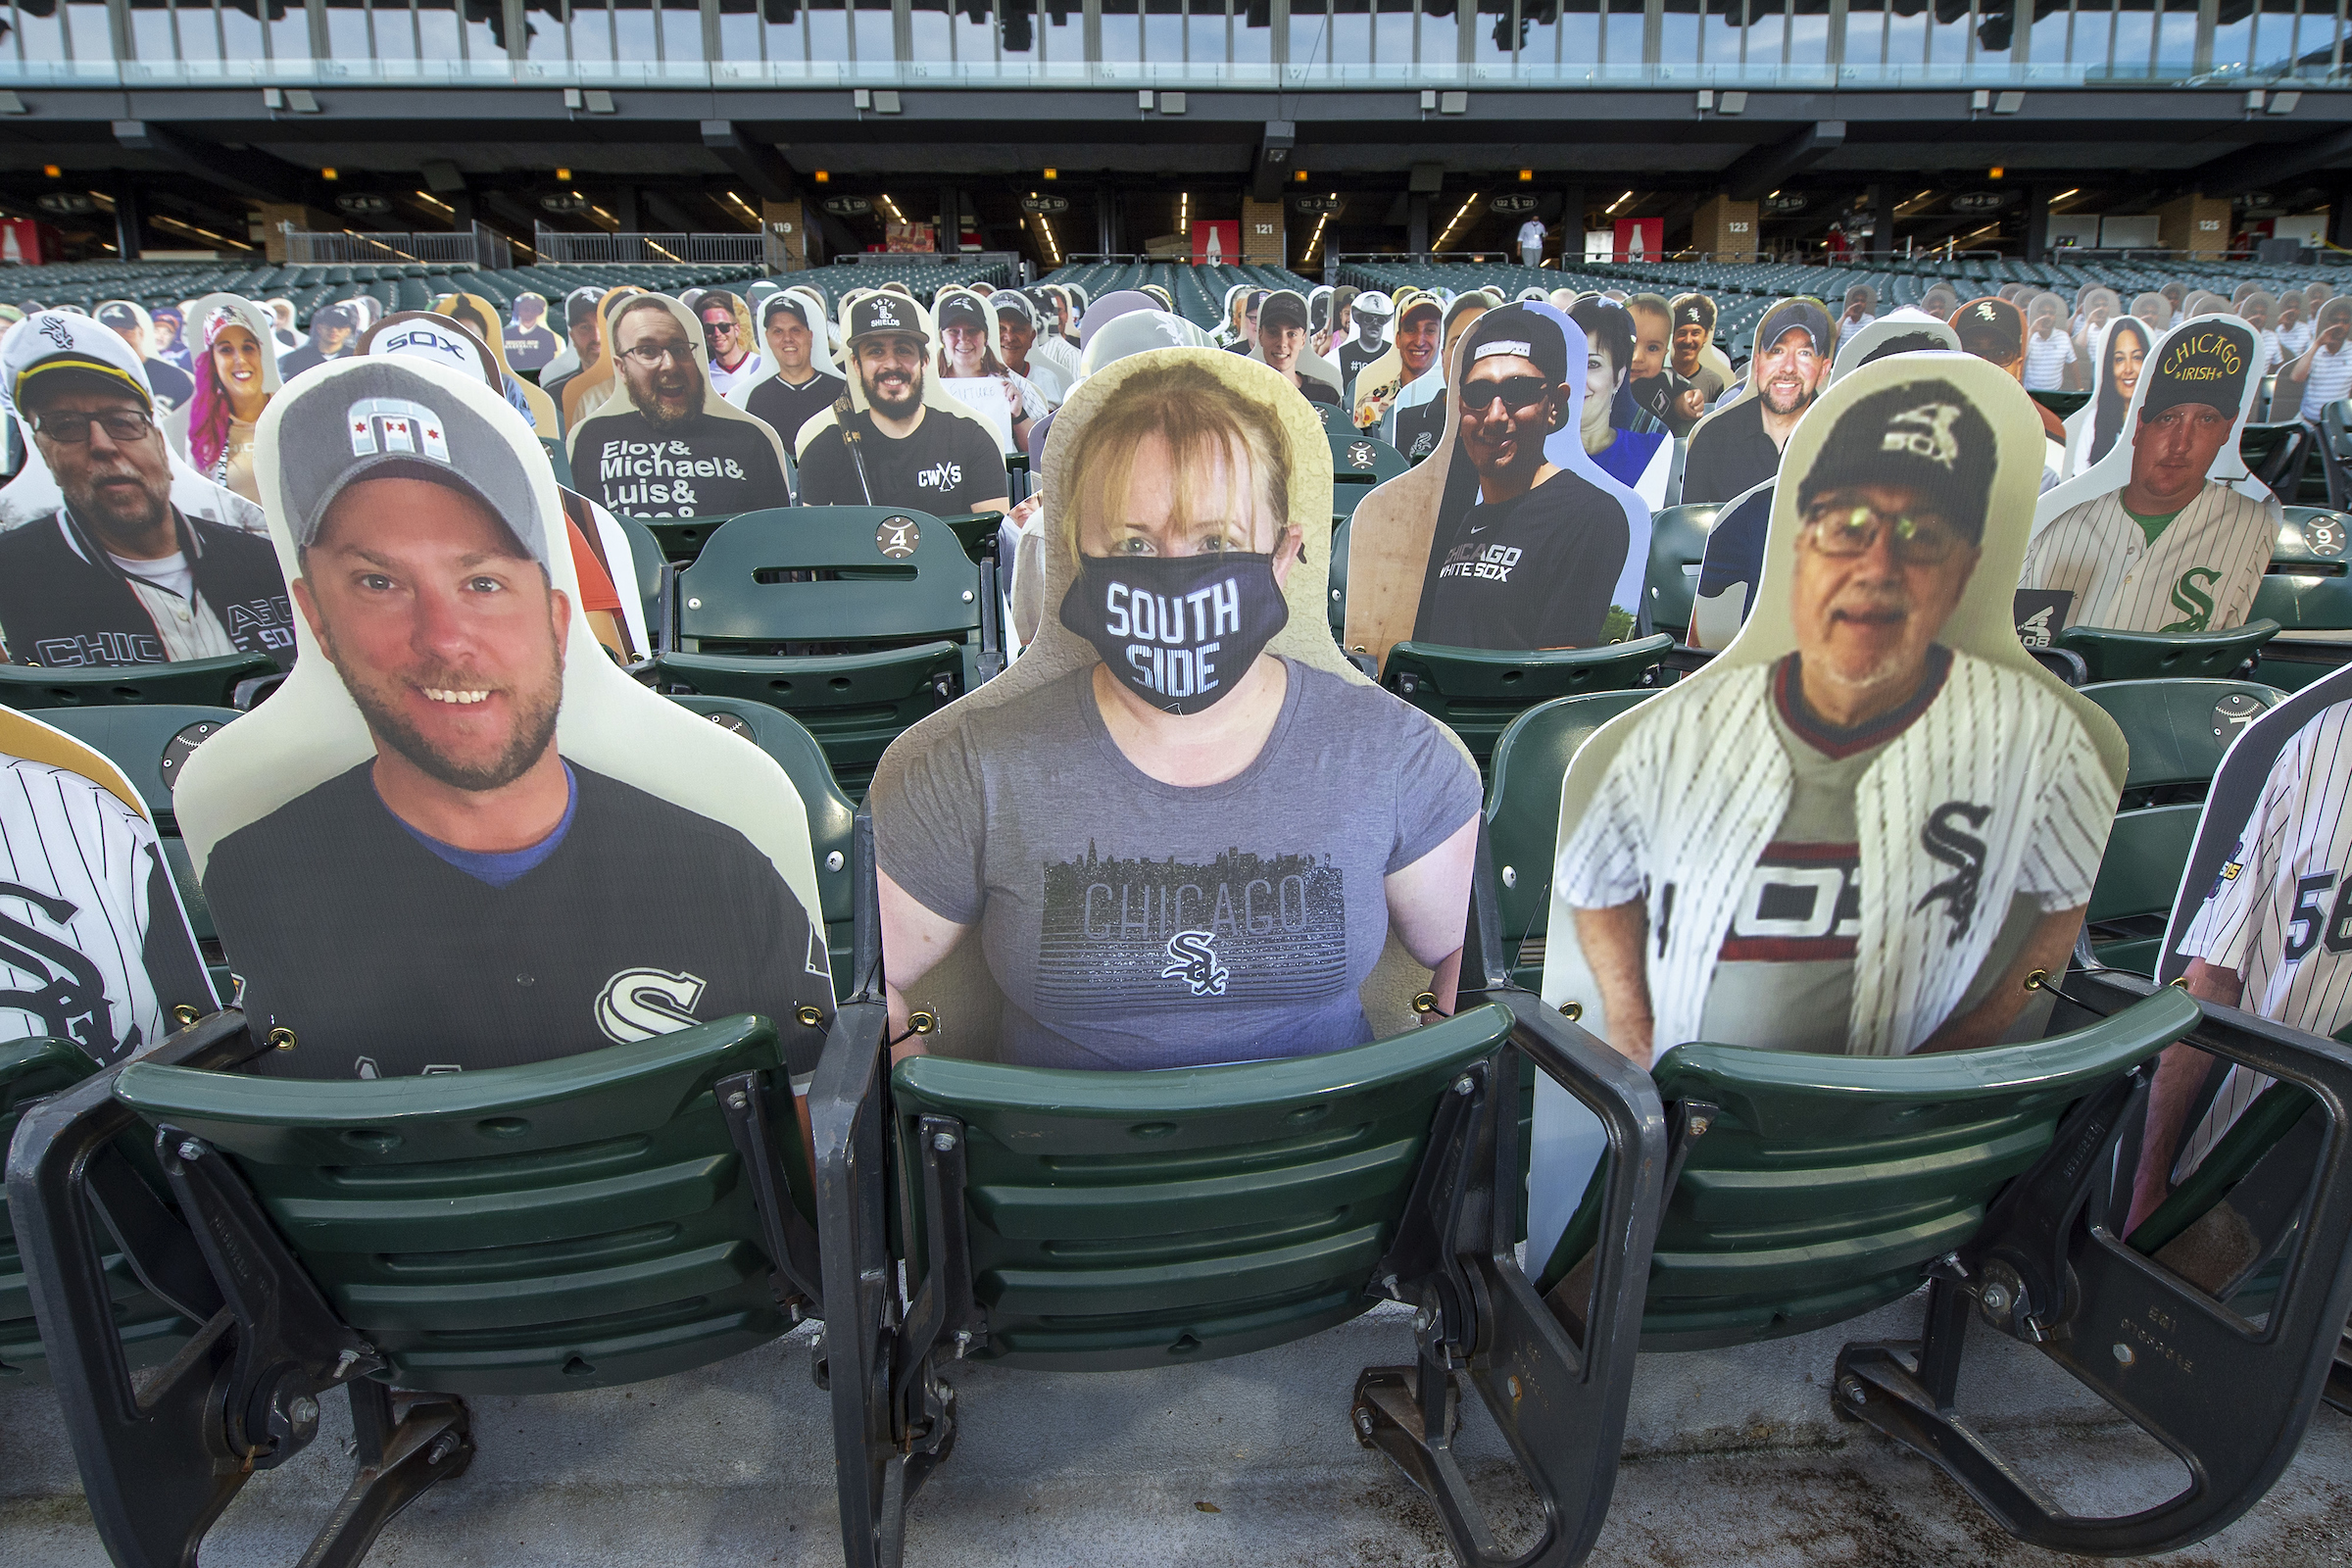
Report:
4,1300,2346,1566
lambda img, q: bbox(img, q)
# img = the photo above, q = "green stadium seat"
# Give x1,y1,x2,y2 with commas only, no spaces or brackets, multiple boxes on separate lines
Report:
812,847,1667,1568
542,435,574,490
654,506,1004,797
643,516,733,565
1328,514,1352,638
1329,429,1407,490
2054,617,2279,684
1486,691,1656,991
2029,389,2089,419
668,695,858,996
1381,634,1672,774
2076,678,2283,808
612,514,669,655
0,653,280,713
11,1006,823,1568
0,1037,194,1386
1645,503,1721,644
2082,803,2202,975
2232,422,2308,507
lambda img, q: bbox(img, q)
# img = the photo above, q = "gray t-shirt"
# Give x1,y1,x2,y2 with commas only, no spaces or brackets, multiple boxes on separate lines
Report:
873,658,1482,1070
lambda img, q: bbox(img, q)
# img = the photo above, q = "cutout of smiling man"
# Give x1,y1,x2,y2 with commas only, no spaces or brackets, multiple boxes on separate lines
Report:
2019,320,2274,635
1680,298,1832,506
796,292,1010,516
567,296,792,518
203,361,818,1077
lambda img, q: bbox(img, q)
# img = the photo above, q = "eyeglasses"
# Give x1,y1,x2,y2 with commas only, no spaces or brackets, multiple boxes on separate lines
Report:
619,343,692,367
1799,500,1968,566
30,409,155,444
1458,376,1552,415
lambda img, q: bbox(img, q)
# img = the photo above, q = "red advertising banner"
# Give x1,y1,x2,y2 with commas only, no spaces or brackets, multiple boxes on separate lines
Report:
1192,220,1239,267
1613,219,1663,263
0,219,52,266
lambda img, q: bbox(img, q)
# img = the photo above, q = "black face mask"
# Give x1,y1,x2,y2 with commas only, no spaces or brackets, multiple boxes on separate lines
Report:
1058,551,1291,716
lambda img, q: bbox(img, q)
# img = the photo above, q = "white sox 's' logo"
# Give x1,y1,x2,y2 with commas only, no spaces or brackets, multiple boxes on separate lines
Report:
1915,801,1992,946
595,966,708,1042
37,316,73,350
1159,931,1230,997
0,883,114,1054
1881,402,1962,470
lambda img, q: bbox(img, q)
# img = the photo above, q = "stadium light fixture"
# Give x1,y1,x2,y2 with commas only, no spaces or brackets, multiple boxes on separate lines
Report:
42,164,60,177
1044,168,1057,180
813,170,830,182
1518,170,1533,182
1988,167,2004,179
321,168,338,180
557,167,571,181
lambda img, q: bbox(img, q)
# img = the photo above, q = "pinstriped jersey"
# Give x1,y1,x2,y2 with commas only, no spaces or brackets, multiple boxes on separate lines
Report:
2016,480,2278,636
1,752,213,1060
1557,648,2115,1056
2173,699,2352,1176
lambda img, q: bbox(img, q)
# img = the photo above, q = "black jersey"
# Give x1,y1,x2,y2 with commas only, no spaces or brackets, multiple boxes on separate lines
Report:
1680,397,1788,507
796,406,1008,514
206,760,829,1079
1412,468,1632,652
745,369,848,452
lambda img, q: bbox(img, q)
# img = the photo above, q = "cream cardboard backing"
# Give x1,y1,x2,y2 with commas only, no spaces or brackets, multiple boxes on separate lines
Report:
173,356,829,960
865,346,1474,1061
1538,355,2129,1050
563,294,794,517
1341,302,1653,673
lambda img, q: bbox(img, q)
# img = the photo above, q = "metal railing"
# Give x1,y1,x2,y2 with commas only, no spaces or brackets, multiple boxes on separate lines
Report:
280,223,510,268
532,227,769,266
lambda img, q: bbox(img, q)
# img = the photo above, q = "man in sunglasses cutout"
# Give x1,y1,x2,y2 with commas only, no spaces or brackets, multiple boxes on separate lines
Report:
1560,378,2112,1062
1412,306,1631,652
0,312,291,670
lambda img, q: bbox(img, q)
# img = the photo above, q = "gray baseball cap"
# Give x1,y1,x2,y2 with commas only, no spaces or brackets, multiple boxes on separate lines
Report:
275,359,549,568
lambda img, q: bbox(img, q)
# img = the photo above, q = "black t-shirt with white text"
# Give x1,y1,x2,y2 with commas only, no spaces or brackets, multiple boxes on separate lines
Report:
572,407,794,518
796,407,1008,514
1412,468,1632,651
504,323,563,372
746,368,848,452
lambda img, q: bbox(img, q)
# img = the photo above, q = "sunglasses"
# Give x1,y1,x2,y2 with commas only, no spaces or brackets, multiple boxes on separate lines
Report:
1459,375,1552,415
31,409,155,444
1799,500,1967,566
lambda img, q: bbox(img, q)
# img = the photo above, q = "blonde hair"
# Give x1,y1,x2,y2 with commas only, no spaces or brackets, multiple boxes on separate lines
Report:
1059,361,1294,563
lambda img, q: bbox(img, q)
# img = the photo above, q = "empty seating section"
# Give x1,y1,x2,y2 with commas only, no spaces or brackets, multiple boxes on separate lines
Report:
1038,262,1318,328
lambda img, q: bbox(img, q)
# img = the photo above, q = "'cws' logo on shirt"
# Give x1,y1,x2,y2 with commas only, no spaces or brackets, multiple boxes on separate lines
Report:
347,396,451,463
917,462,964,490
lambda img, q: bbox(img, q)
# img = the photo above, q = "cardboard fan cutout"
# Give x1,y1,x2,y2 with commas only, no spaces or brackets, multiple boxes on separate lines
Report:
2019,314,2276,641
502,291,564,374
2062,315,2154,479
434,290,563,439
1688,318,1971,650
724,289,847,454
793,291,1011,518
2142,661,2352,1186
1247,287,1346,417
0,311,269,540
1541,355,2127,1067
932,284,1048,456
1951,295,2069,472
1346,290,1438,437
865,347,1481,1067
175,356,834,1081
0,705,217,1060
0,311,294,672
1342,302,1652,673
182,293,283,505
364,311,653,663
1676,298,1833,508
559,285,645,430
564,294,794,521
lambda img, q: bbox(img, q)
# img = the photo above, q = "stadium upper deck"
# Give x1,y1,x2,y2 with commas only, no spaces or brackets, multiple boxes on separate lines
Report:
0,0,2342,279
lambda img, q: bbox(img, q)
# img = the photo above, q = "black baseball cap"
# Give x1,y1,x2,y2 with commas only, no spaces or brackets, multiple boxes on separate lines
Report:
1756,299,1833,358
565,286,603,325
1258,289,1310,334
848,291,929,344
276,359,548,567
1795,376,1997,546
95,301,143,334
2142,319,2253,420
934,292,990,335
1952,298,2025,363
1459,303,1569,386
313,302,358,332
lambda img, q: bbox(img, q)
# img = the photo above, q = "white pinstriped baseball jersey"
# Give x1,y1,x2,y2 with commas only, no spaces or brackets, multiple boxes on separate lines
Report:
2016,480,2278,636
1557,649,2115,1056
2172,698,2352,1177
1,748,213,1061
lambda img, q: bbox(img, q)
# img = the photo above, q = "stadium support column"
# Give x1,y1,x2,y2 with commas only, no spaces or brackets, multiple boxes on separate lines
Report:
1869,182,1892,258
940,186,962,253
2153,192,2230,255
1242,198,1286,267
1692,193,1759,261
1408,194,1430,256
2333,189,2352,250
615,187,640,233
2024,184,2049,264
111,180,140,261
1560,182,1585,262
764,199,808,270
1098,184,1117,257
